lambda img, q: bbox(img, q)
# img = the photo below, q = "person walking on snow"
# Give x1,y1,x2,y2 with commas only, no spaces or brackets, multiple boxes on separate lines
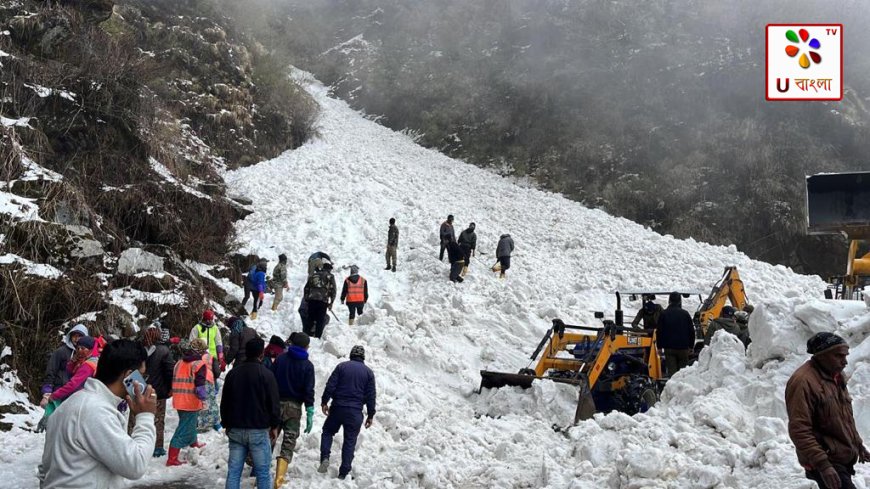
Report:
386,218,399,272
458,223,477,277
447,238,465,283
195,338,221,433
136,324,174,458
439,215,455,261
243,259,268,319
224,316,259,366
657,292,695,376
271,254,290,311
221,337,281,489
38,336,100,432
493,234,514,279
303,260,336,339
272,332,316,487
308,251,332,277
38,339,156,489
39,324,88,412
167,339,209,466
341,265,369,325
318,345,376,480
188,309,225,380
786,332,870,489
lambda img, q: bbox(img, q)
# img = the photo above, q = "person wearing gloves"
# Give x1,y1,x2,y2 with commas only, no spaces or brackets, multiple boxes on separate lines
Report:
340,265,369,325
786,332,870,489
271,332,316,487
221,337,281,489
39,324,88,410
37,339,156,489
166,339,210,467
189,309,225,380
318,345,376,480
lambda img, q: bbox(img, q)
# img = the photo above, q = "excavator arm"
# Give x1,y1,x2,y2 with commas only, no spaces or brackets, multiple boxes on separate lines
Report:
697,266,747,333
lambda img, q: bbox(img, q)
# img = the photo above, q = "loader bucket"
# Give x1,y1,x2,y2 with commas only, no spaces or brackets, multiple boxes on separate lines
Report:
479,370,536,391
807,172,870,238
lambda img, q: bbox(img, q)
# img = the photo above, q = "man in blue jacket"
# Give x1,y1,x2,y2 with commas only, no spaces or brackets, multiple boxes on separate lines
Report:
657,292,697,376
242,259,268,319
318,345,376,480
271,332,316,487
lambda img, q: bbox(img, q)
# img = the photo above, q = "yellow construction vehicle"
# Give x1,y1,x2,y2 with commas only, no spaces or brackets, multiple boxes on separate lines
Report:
480,292,667,423
694,266,748,337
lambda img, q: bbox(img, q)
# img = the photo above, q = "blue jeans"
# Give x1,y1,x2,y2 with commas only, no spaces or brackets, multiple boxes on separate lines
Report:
320,406,363,477
226,428,272,489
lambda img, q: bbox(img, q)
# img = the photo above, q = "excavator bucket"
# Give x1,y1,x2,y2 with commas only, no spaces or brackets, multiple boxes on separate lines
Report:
807,172,870,238
479,370,536,391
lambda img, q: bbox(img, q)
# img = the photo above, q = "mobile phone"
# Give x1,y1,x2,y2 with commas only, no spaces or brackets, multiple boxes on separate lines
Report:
123,370,147,398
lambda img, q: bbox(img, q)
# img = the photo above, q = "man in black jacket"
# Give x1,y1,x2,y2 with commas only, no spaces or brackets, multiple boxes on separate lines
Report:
220,338,281,489
447,239,465,283
224,317,259,365
141,324,174,457
271,332,316,487
458,223,477,276
657,292,697,376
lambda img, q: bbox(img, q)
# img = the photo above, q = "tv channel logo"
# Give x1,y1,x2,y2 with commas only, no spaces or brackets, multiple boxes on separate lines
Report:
766,24,842,101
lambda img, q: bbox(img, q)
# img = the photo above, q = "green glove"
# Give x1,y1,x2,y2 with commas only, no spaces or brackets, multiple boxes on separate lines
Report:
305,406,315,434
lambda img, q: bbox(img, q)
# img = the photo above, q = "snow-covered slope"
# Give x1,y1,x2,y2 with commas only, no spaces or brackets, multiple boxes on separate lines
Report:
3,71,870,488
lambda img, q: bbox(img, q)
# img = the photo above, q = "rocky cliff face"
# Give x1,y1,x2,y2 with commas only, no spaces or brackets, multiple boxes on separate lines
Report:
0,0,316,407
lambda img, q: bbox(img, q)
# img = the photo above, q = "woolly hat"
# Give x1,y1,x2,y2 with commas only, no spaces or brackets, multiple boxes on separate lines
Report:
77,336,96,350
668,291,682,305
290,332,310,349
190,338,208,353
202,310,215,322
350,345,365,361
807,332,847,356
350,265,359,275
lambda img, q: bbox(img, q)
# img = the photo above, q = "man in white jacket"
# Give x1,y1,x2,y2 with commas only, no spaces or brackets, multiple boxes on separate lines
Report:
38,339,157,489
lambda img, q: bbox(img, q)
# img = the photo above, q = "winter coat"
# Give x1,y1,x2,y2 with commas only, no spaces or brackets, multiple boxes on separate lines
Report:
272,346,316,407
272,262,288,288
304,269,337,305
37,378,156,489
42,324,89,395
656,303,695,350
340,275,369,304
388,224,399,247
631,304,663,330
220,359,281,431
440,221,455,244
786,358,865,471
322,359,376,416
704,317,749,347
144,344,174,400
447,241,465,264
50,354,99,402
245,264,267,293
189,322,224,360
226,325,259,365
496,234,514,258
458,228,477,252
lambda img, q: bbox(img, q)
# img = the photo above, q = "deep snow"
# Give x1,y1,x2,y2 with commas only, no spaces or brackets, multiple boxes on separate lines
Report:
2,72,870,488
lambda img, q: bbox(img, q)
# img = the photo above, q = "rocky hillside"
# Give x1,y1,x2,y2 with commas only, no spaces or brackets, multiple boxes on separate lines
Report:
0,0,317,405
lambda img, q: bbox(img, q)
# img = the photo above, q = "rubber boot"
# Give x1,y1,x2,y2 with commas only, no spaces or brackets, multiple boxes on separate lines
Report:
251,311,258,320
384,265,391,270
166,447,186,466
274,457,289,489
190,440,206,449
348,317,355,326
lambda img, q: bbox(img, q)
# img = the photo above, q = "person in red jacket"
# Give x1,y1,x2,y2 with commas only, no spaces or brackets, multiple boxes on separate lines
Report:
340,265,369,325
50,336,99,403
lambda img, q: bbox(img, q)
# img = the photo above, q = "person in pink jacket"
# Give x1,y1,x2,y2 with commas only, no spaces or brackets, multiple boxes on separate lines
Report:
50,336,99,402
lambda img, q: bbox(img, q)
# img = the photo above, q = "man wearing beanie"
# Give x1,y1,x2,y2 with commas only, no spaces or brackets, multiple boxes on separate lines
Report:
270,332,316,487
318,345,376,480
786,332,870,489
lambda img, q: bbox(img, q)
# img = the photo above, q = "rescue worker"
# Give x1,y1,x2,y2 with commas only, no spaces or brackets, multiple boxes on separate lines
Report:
272,332,316,487
657,292,695,376
303,260,337,339
704,306,749,347
493,234,514,279
39,324,89,412
271,254,290,311
243,259,268,319
318,345,376,480
458,223,477,277
385,218,398,272
188,309,225,380
340,265,369,325
447,239,465,283
631,295,663,331
786,332,870,489
308,251,332,277
439,215,455,261
167,339,209,466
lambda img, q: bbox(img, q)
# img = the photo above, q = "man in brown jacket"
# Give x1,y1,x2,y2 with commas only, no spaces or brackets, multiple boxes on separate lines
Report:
785,332,870,489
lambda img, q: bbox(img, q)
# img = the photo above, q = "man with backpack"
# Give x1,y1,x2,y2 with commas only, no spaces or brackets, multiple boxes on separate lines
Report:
242,258,268,320
303,260,337,338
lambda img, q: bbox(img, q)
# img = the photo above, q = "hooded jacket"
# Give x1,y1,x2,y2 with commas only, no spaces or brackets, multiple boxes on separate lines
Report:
272,346,316,407
322,359,376,415
786,358,865,471
42,324,89,395
458,228,477,251
37,378,156,489
225,321,259,365
496,234,514,258
245,264,267,293
657,302,695,350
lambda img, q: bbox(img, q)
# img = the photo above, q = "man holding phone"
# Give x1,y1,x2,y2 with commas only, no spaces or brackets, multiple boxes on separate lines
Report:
38,339,157,488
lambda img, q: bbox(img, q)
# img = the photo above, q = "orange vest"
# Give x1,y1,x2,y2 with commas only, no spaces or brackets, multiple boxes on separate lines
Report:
345,277,366,303
201,353,215,384
172,360,204,411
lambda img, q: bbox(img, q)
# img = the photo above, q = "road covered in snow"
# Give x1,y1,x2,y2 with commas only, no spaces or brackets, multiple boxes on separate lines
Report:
3,71,870,488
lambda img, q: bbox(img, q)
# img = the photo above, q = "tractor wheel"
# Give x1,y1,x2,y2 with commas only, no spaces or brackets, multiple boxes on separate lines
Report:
613,374,658,415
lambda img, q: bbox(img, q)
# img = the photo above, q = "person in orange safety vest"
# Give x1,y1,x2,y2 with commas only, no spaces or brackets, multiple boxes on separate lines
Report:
340,265,369,326
166,338,209,467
